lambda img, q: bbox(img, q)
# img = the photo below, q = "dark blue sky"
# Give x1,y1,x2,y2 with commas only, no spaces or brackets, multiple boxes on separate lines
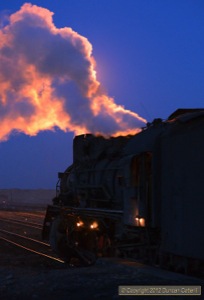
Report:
0,0,203,188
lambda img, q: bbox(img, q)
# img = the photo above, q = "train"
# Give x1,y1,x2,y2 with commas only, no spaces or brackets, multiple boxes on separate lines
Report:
42,108,204,274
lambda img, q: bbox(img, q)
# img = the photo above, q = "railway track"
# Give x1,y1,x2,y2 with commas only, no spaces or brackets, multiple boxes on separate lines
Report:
0,210,65,265
1,209,204,300
0,209,45,221
0,229,64,263
0,210,204,282
0,217,43,229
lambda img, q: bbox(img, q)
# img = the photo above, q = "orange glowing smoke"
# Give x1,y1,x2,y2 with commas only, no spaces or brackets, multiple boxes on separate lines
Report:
0,3,146,141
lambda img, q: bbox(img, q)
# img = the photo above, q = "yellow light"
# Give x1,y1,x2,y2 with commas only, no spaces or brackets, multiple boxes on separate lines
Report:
90,221,98,229
135,216,145,227
140,218,145,227
76,221,84,227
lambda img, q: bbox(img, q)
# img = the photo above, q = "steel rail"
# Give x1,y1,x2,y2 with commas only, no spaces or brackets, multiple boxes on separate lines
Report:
0,228,49,246
0,218,42,229
15,212,45,218
0,235,65,263
2,217,43,226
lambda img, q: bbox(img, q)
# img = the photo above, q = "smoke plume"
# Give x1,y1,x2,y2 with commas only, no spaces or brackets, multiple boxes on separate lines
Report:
0,3,146,141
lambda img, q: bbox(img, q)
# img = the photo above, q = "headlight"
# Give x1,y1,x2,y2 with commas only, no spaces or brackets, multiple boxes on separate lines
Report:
76,220,84,227
90,221,98,229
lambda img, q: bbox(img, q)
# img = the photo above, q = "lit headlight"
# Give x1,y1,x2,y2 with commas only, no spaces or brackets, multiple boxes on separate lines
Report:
90,221,98,229
135,216,145,227
76,220,84,227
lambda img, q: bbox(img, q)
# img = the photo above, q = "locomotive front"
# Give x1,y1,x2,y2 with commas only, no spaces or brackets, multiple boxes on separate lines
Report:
42,131,161,265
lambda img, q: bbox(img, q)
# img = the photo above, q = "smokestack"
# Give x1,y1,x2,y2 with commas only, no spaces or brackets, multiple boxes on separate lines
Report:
0,3,146,141
73,134,130,163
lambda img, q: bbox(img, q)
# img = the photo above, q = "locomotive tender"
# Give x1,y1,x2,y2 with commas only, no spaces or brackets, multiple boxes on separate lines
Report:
42,108,204,273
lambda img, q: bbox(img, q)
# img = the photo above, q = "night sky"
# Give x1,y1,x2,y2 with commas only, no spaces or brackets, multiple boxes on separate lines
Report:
0,0,203,189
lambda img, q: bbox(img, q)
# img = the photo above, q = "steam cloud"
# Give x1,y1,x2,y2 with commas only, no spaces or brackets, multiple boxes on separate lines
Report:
0,3,146,141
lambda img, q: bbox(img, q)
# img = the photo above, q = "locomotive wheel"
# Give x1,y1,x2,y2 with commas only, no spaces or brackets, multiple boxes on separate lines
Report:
69,229,97,266
49,217,97,266
72,247,96,266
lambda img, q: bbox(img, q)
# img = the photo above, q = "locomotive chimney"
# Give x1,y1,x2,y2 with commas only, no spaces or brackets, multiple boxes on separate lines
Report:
73,134,93,163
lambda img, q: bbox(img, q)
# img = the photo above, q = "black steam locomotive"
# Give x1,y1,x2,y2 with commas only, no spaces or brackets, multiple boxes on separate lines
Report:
42,108,204,273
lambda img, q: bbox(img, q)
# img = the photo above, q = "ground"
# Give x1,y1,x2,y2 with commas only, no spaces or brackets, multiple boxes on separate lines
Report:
0,239,203,300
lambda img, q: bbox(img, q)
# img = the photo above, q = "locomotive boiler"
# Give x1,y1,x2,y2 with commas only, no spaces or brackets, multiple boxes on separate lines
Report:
42,108,204,273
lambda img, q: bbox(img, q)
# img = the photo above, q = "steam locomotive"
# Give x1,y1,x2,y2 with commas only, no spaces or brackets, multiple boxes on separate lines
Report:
42,108,204,273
